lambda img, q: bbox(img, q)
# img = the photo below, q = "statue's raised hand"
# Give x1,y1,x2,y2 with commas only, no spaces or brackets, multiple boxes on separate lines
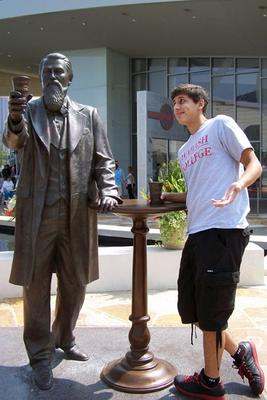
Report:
8,90,27,123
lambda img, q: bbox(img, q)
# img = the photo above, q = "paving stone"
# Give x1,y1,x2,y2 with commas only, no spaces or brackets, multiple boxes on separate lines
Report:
0,327,266,400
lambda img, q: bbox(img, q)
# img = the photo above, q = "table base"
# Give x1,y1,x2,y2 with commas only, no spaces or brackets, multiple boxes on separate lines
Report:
101,355,177,393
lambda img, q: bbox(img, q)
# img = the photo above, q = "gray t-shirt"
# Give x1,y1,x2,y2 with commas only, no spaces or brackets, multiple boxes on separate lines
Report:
178,115,253,234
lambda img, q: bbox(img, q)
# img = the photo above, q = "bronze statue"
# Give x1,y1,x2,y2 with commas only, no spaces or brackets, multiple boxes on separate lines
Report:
3,53,120,390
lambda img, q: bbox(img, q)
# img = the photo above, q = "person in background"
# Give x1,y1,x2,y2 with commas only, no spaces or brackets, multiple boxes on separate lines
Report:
115,160,125,197
125,166,135,199
162,83,264,399
1,175,14,204
10,165,17,186
2,164,11,180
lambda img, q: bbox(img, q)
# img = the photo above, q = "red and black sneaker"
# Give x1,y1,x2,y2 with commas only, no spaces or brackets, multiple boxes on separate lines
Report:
233,341,265,396
174,371,226,399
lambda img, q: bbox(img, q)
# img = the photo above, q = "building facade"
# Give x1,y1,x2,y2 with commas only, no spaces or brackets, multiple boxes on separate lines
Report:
0,0,266,212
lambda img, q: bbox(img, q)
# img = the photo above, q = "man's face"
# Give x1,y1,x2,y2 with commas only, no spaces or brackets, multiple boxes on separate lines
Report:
173,94,204,127
41,58,71,111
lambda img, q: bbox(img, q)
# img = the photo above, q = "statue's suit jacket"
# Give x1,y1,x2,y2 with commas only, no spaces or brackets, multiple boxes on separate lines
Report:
3,97,119,287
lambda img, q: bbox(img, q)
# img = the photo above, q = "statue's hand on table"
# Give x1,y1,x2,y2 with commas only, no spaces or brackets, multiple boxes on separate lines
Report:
98,196,119,212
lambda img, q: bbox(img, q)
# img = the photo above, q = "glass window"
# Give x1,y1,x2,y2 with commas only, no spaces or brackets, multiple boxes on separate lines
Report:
262,79,267,199
236,58,259,73
132,74,147,101
148,58,165,72
131,134,137,177
168,74,188,97
236,73,260,139
168,58,187,75
148,71,165,97
132,74,147,132
132,58,146,73
169,140,186,161
190,58,209,72
190,71,211,116
152,139,168,181
212,75,235,119
262,59,267,77
212,58,234,75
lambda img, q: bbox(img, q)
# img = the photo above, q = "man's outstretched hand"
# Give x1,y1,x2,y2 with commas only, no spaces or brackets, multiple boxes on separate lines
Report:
211,181,243,208
98,196,119,212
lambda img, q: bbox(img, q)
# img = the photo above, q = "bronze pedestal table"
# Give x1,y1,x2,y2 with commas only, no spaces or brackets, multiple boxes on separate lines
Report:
101,199,186,393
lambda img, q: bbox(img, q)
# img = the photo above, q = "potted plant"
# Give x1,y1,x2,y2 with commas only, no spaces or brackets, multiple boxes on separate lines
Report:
158,160,187,249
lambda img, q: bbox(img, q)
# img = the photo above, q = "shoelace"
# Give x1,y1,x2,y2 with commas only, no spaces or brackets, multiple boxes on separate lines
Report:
184,373,200,384
234,362,253,382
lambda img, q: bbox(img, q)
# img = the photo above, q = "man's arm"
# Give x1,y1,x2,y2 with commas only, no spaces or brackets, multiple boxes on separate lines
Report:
212,148,262,207
161,192,187,203
239,148,262,188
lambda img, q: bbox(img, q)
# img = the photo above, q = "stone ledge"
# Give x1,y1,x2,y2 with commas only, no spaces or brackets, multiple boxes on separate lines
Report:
0,242,264,300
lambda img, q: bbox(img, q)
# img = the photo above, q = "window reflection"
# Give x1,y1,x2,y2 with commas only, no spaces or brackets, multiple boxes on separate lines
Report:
168,74,188,97
148,58,165,72
262,59,267,77
212,58,234,75
236,73,260,139
261,79,267,199
152,139,168,181
132,59,147,73
190,71,211,116
168,58,187,75
169,140,186,161
212,75,234,118
132,74,147,132
132,74,147,101
190,58,209,72
236,58,259,73
149,71,165,97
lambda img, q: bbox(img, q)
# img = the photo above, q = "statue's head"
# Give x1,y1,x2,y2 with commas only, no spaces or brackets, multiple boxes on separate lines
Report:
39,53,73,112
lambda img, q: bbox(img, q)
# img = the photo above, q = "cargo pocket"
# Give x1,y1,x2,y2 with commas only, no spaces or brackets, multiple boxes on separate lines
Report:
197,268,240,331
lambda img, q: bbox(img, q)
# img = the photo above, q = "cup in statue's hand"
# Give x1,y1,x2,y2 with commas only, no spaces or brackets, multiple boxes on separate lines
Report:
9,76,31,123
12,76,31,99
149,182,163,206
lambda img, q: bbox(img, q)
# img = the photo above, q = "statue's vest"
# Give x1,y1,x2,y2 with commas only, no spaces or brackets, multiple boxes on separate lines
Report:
45,115,69,206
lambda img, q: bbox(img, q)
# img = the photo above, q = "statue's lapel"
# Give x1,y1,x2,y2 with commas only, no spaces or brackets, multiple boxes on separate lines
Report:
67,98,87,153
28,97,51,152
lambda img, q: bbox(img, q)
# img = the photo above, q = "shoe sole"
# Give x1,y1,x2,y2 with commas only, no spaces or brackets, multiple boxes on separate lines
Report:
249,340,265,395
65,354,89,361
174,381,226,400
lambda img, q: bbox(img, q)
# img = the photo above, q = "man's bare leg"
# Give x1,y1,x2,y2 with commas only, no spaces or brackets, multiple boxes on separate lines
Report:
224,330,238,356
203,331,225,378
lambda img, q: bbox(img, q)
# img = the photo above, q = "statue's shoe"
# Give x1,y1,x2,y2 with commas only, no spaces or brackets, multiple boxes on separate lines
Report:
33,363,53,390
58,344,89,361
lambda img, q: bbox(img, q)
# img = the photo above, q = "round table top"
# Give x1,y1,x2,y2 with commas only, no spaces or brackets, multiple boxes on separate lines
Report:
113,199,186,217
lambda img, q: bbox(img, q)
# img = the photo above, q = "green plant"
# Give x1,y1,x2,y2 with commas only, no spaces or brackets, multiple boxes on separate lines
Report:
157,160,186,249
158,160,186,193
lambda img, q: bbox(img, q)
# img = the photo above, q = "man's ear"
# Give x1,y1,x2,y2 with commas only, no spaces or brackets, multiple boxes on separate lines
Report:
198,98,205,112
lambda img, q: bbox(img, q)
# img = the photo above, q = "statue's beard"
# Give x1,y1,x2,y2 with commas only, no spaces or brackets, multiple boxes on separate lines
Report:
43,82,66,112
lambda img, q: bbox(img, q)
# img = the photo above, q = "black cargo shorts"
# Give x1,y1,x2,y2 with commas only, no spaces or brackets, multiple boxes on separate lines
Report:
178,227,251,332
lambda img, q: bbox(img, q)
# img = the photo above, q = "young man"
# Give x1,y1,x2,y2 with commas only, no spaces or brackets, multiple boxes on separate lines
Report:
162,84,264,399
